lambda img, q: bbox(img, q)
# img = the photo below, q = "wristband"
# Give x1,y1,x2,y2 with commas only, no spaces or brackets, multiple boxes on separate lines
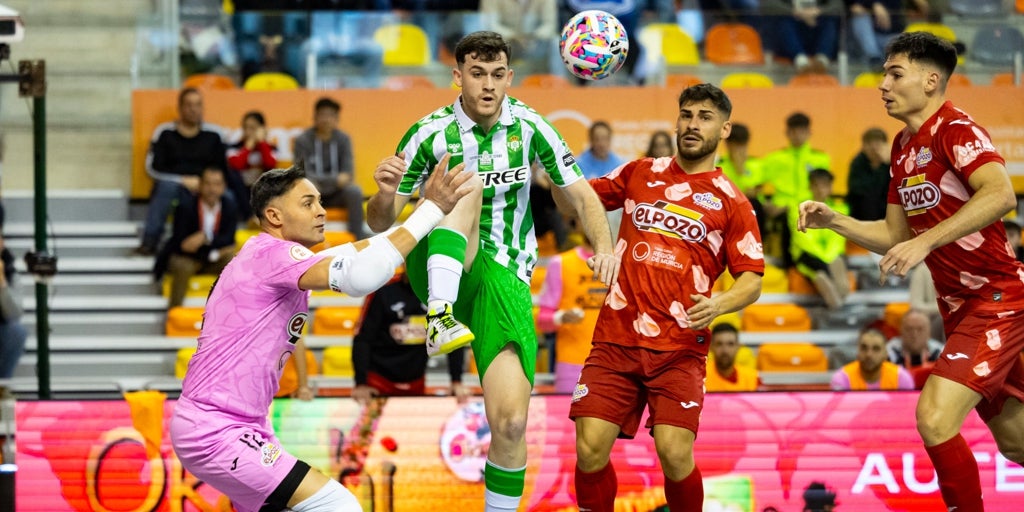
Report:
402,200,445,241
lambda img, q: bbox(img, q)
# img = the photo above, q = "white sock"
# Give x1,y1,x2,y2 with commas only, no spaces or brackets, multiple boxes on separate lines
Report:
484,489,522,512
427,254,463,307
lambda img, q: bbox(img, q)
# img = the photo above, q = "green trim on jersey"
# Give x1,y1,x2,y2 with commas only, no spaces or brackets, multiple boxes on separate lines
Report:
394,95,583,284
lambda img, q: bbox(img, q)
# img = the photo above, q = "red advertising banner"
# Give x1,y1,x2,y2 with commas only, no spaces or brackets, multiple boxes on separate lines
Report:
14,393,1024,511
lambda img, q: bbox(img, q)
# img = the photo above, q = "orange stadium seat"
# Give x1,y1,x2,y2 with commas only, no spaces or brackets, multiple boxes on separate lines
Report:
742,303,812,331
519,74,572,88
183,73,237,90
166,306,205,337
721,72,773,89
884,302,911,332
845,239,870,256
757,343,828,372
310,230,356,253
665,73,704,89
276,350,319,397
948,73,972,86
787,268,818,295
374,23,431,67
243,72,300,91
322,346,354,377
704,23,764,65
313,306,362,336
991,73,1018,86
788,73,840,87
382,75,436,90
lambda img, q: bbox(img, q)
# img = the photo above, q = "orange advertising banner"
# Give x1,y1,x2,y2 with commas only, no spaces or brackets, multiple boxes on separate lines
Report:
131,86,1024,200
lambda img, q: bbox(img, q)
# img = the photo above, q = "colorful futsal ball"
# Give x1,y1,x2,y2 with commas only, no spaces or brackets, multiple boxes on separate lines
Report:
559,10,629,81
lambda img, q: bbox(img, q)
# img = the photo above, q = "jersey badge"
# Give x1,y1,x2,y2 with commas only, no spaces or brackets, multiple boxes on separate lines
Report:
571,383,589,403
915,147,933,168
693,192,723,211
507,135,522,153
260,443,282,466
289,245,313,261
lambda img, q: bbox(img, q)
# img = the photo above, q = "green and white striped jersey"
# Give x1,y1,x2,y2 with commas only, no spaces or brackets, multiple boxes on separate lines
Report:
395,95,584,284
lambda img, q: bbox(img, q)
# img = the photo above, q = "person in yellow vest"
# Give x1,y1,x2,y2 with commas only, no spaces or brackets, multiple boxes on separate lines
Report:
788,168,850,310
706,323,762,392
536,230,608,394
717,123,767,238
831,328,914,391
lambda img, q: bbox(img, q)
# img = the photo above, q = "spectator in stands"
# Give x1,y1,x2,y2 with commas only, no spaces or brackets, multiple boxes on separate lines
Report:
644,130,675,158
705,323,762,392
908,262,944,341
154,167,239,308
1005,219,1024,263
718,123,767,236
577,120,626,180
762,0,842,73
761,112,831,266
846,0,911,67
227,110,278,223
351,269,468,404
887,309,944,389
789,168,849,309
536,229,608,393
480,0,559,75
136,88,228,256
532,163,571,251
0,234,26,379
847,127,891,221
293,97,366,240
832,327,914,390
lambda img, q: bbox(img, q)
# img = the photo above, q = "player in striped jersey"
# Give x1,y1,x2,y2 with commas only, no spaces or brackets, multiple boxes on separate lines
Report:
366,31,617,512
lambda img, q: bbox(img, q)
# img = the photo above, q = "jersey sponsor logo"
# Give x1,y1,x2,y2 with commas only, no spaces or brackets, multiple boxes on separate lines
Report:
287,312,308,343
896,154,907,166
915,147,933,167
562,151,576,167
632,201,707,242
571,383,589,403
946,352,969,360
953,130,997,167
680,401,699,409
447,142,462,155
646,180,666,188
897,174,941,216
289,245,313,261
477,151,496,171
480,165,529,188
260,443,282,467
507,135,522,153
692,192,723,211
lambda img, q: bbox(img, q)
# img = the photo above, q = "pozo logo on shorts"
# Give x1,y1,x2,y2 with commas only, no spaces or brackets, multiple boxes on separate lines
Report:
261,443,282,466
632,201,707,242
898,174,940,216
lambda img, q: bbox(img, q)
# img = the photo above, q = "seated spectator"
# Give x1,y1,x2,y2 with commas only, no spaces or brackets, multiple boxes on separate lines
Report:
846,0,911,67
644,130,675,158
717,123,766,236
154,167,239,308
1005,219,1024,263
227,110,278,222
351,270,468,404
846,127,890,222
832,327,914,390
908,262,944,341
136,87,228,256
789,168,849,309
576,120,626,180
705,323,762,392
886,309,944,389
0,234,27,379
762,0,842,73
536,230,608,393
292,97,366,239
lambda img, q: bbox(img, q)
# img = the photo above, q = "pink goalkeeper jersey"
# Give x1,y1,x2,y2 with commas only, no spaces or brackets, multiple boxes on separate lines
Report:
180,233,324,419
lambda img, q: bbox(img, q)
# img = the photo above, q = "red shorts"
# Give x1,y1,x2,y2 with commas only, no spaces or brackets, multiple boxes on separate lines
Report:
932,309,1024,422
366,371,426,396
568,342,706,439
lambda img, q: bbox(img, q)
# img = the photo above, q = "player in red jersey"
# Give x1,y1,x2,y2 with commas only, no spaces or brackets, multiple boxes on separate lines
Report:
800,32,1024,512
570,84,765,512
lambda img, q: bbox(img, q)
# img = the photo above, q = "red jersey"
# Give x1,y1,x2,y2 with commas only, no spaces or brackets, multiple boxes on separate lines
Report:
590,156,764,353
887,101,1024,319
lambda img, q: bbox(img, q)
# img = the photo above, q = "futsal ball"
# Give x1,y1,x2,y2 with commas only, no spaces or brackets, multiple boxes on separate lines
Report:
559,10,629,81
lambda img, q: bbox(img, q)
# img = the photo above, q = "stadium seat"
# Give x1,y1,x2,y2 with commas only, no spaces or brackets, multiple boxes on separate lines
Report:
276,349,319,397
382,75,436,90
762,264,789,294
322,345,354,377
162,274,218,299
1019,0,1024,14
175,347,196,379
788,73,840,87
183,73,237,90
757,343,828,372
710,311,741,330
166,306,205,337
992,72,1019,86
639,23,700,66
665,73,704,89
235,228,260,248
313,306,362,336
853,71,883,88
704,23,764,65
787,268,818,295
310,231,356,253
948,73,973,86
519,74,572,88
883,302,911,332
970,24,1024,66
742,303,812,332
373,23,431,67
720,72,773,89
243,72,301,91
845,239,870,257
904,22,957,43
713,271,735,292
949,0,1004,17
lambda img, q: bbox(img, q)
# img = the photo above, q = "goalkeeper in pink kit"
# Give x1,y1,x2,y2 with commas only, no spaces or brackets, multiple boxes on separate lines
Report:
170,159,472,512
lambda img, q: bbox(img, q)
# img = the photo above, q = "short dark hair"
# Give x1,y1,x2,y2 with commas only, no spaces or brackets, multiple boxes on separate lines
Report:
712,323,739,336
1004,219,1022,234
728,123,750,145
589,120,612,139
678,83,732,118
885,31,958,80
243,110,266,126
786,112,811,129
861,127,887,144
314,97,340,114
178,87,200,107
455,31,511,65
809,168,834,183
250,165,306,221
